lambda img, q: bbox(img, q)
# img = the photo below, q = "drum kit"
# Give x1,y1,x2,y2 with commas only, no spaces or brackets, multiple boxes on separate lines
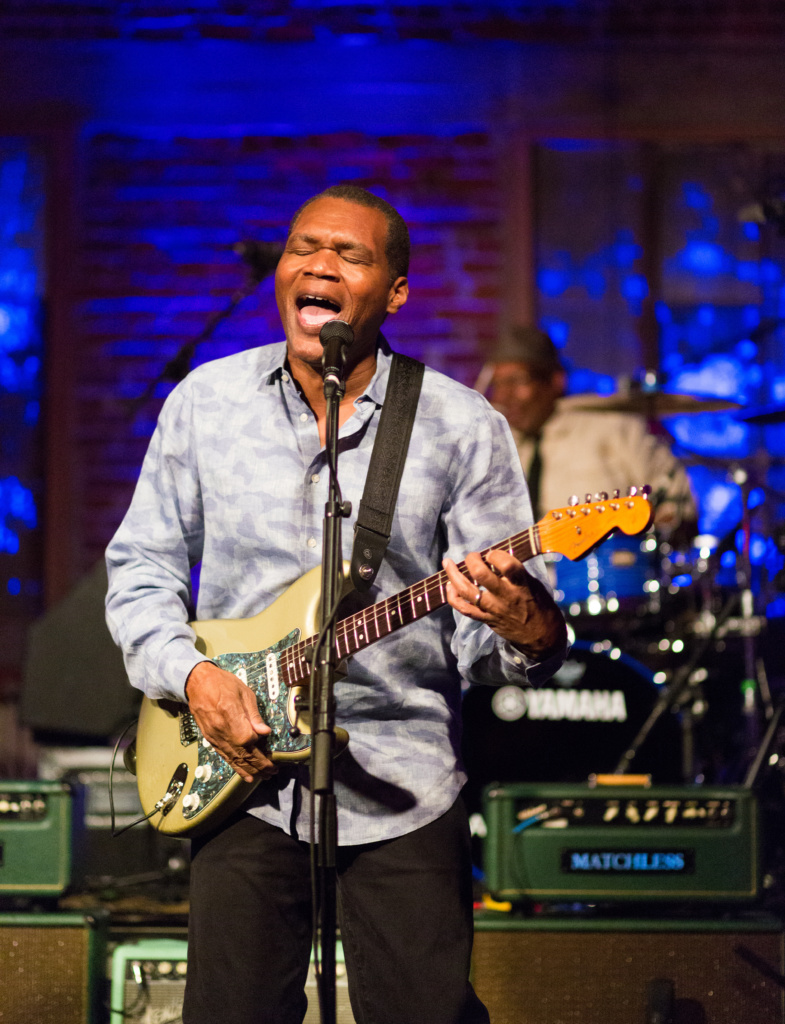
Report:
462,384,785,807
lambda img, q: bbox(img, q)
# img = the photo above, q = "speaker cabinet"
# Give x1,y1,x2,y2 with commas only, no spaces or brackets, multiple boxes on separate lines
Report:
110,937,357,1024
472,916,785,1024
0,911,107,1024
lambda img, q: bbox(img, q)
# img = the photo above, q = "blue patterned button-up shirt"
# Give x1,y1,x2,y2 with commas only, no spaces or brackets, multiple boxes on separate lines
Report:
106,338,564,844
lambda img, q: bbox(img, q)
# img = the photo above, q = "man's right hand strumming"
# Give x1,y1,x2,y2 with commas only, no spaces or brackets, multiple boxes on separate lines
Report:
185,661,278,783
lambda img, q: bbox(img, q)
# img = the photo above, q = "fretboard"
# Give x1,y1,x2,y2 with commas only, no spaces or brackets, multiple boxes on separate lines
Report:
280,524,540,686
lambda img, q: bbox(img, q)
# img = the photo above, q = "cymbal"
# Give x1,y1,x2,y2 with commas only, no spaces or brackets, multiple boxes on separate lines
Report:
738,403,785,426
563,390,741,417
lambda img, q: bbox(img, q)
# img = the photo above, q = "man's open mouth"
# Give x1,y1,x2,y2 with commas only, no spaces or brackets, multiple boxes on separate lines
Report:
296,294,342,329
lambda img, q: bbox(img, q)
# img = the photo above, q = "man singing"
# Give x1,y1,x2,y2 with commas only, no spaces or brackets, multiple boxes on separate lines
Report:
106,184,567,1024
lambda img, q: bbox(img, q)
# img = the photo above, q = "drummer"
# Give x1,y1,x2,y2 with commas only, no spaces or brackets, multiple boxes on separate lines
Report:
480,326,698,541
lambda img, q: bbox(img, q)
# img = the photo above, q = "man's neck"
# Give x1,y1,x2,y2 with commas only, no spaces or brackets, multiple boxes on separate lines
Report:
288,347,378,446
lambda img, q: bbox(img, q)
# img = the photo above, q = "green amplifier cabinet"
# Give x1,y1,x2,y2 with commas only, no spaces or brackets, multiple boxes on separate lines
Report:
111,938,356,1024
110,938,190,1024
483,782,760,903
0,780,74,894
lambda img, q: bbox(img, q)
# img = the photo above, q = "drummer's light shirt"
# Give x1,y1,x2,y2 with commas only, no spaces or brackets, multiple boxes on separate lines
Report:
512,399,697,527
105,339,565,845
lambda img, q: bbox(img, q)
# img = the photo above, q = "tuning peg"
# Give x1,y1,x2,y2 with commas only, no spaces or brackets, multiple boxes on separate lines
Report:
641,484,651,497
613,489,620,499
628,485,638,496
595,491,608,501
568,494,579,506
585,493,592,503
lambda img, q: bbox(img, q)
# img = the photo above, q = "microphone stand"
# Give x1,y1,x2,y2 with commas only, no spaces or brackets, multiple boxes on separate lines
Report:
312,329,352,1024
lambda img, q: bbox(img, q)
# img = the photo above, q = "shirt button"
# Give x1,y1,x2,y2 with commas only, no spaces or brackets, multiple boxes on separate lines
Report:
281,373,289,383
513,656,523,665
300,413,308,422
311,474,320,484
307,537,317,549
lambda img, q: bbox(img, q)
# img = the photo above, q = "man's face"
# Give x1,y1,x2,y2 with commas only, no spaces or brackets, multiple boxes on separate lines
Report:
275,197,408,370
489,361,565,436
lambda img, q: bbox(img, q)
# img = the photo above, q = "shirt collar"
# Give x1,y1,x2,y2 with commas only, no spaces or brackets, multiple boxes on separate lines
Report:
260,335,395,406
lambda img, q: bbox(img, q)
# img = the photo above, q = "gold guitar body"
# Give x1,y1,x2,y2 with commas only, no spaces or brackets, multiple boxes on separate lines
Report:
136,563,350,838
134,494,653,839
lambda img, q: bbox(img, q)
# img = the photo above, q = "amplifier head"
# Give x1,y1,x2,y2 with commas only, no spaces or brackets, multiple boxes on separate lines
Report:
483,782,760,903
0,780,73,895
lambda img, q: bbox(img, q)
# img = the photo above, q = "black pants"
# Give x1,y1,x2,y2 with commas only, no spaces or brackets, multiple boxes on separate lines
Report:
182,797,490,1024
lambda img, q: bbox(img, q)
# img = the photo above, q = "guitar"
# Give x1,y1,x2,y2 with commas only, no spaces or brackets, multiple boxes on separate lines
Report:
134,490,652,837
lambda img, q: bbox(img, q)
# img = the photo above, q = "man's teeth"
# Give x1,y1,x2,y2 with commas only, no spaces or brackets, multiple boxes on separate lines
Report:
298,294,340,310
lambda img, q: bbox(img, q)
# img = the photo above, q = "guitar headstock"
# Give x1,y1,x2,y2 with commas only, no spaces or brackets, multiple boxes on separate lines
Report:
537,486,653,562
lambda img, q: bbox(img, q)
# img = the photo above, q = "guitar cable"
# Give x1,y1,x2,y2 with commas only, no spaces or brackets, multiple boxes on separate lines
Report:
108,718,180,837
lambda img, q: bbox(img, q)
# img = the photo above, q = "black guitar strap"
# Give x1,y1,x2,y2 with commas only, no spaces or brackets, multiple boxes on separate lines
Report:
350,352,425,592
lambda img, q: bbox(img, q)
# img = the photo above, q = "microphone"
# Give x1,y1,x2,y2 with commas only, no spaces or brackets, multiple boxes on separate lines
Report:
232,240,284,280
320,320,354,388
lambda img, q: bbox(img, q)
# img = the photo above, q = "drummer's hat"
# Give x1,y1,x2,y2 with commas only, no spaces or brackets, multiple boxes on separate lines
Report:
489,326,562,374
476,325,563,392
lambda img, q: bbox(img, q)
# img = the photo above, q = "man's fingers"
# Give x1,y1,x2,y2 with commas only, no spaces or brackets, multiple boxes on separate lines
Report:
239,685,272,735
188,671,277,780
443,557,488,613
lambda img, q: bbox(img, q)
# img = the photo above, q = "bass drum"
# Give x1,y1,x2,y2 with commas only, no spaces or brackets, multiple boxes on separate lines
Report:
461,641,683,817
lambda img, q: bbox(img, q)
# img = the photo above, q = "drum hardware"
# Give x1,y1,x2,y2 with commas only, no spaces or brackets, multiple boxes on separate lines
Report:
687,608,766,639
744,700,785,789
563,389,741,418
461,639,684,811
738,402,785,426
614,590,744,783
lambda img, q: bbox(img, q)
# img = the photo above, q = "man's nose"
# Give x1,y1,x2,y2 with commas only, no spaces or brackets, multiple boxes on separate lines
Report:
303,248,340,279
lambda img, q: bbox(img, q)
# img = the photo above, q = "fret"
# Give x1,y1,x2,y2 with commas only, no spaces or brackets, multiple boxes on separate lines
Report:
297,645,310,683
287,649,297,685
291,514,602,672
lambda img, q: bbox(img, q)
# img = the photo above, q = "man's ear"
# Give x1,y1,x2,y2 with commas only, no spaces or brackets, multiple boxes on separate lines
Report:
387,277,409,314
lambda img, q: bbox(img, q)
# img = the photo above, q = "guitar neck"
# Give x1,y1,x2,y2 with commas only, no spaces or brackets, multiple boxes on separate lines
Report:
281,525,540,686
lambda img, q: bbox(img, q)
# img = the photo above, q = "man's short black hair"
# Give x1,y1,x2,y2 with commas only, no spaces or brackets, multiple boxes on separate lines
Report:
288,184,410,282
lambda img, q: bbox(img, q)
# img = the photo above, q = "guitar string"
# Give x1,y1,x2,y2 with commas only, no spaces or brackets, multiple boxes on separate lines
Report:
279,501,644,687
279,525,537,686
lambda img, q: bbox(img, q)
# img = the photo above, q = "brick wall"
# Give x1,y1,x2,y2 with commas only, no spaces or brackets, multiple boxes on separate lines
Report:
2,1,785,44
76,129,503,565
